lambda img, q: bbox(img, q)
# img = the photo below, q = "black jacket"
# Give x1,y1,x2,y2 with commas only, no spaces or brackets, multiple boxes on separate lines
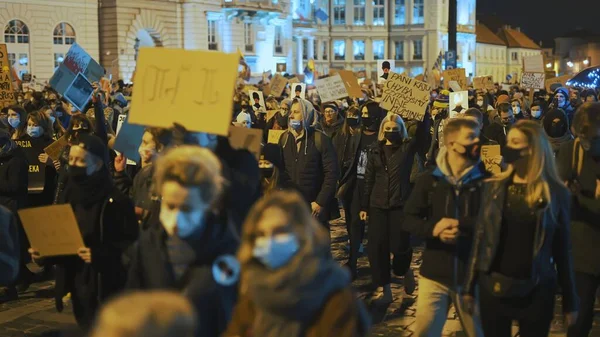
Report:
127,213,239,337
362,117,429,210
0,145,28,213
463,177,578,313
279,128,339,207
333,130,362,199
0,205,19,286
404,161,489,287
484,122,510,149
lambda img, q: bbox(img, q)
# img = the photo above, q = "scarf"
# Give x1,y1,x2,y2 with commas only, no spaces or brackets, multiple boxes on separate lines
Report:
245,245,351,337
548,132,573,153
62,167,113,207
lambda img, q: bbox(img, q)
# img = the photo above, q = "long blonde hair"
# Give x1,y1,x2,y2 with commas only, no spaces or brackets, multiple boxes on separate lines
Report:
377,112,408,142
493,120,563,207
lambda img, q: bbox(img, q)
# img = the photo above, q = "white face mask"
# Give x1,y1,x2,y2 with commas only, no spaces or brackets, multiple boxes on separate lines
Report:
159,206,205,238
477,100,484,107
531,108,542,119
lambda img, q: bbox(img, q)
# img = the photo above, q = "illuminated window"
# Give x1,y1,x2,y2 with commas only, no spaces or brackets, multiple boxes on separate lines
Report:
274,26,283,54
511,52,518,61
244,23,254,53
53,22,76,45
394,41,404,60
7,53,15,66
373,40,384,60
18,53,28,66
333,40,345,60
354,0,365,25
313,39,318,60
353,40,365,60
413,0,424,24
394,0,405,24
208,19,218,50
373,0,385,26
410,66,424,77
4,20,29,44
302,39,308,60
333,0,346,25
413,39,422,60
54,53,64,68
322,40,328,60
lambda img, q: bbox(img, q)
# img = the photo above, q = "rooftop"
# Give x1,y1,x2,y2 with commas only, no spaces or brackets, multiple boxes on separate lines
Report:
496,26,540,50
476,23,505,46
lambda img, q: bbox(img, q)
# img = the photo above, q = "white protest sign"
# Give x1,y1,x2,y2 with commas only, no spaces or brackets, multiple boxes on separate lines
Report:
523,54,544,73
473,76,495,90
379,72,431,121
521,72,545,89
315,74,348,102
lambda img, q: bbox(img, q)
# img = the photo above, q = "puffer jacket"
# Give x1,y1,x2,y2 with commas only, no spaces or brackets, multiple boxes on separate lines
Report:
463,177,579,314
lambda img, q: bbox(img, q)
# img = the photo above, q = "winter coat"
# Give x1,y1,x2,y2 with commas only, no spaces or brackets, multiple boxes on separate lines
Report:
321,116,345,140
113,164,154,212
484,121,510,149
0,205,19,286
333,130,362,199
0,145,28,213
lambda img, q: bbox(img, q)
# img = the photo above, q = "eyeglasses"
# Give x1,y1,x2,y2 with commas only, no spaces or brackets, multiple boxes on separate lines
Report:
324,109,337,115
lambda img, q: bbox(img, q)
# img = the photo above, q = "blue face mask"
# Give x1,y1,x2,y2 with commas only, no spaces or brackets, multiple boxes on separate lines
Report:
253,233,300,269
49,116,56,125
289,120,302,131
8,117,20,129
55,111,63,118
27,126,42,138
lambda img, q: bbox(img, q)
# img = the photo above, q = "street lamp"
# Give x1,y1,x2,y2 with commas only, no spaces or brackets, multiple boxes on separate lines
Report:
583,59,590,66
546,62,552,69
567,61,574,68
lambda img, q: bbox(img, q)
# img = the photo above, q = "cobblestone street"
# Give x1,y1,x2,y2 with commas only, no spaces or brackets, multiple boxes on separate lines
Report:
0,217,598,337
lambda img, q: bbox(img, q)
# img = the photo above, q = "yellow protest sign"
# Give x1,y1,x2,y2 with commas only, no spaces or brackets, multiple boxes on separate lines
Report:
228,126,263,160
129,48,238,136
481,145,501,175
0,44,16,105
443,68,467,90
268,130,286,144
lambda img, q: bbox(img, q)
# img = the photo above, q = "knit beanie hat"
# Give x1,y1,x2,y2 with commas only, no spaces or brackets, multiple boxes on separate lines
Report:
554,87,569,99
322,102,338,112
261,143,283,171
433,90,450,108
75,133,109,164
496,94,510,107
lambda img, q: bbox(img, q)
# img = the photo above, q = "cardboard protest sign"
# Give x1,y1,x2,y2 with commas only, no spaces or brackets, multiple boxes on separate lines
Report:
18,204,85,258
269,74,288,98
448,81,463,93
545,75,571,92
129,48,238,136
64,73,94,112
115,114,144,165
379,72,431,121
338,70,363,98
276,63,287,72
268,129,286,144
249,90,266,113
377,60,395,84
443,68,467,90
288,77,300,84
228,126,262,160
0,44,15,105
523,54,544,73
44,136,68,162
291,83,306,100
15,139,46,193
521,72,545,89
50,43,104,96
315,74,348,102
473,76,495,90
481,145,501,175
449,91,469,119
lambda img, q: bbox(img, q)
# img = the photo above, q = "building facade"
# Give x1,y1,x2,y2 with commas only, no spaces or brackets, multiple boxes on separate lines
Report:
554,30,600,76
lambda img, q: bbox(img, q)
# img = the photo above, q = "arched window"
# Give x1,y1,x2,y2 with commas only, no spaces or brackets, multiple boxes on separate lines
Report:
53,22,76,45
4,20,29,44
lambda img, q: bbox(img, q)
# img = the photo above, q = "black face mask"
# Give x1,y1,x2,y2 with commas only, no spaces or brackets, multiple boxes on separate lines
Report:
587,138,600,158
260,167,274,178
361,117,373,127
384,131,402,143
68,165,88,181
456,141,481,161
346,117,360,127
502,146,526,164
547,121,566,138
276,112,289,128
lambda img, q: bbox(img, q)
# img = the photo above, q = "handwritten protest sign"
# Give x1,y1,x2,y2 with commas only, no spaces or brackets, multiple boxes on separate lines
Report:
50,43,104,96
115,114,144,165
44,136,68,162
338,70,363,98
521,72,545,89
19,204,85,257
523,54,544,73
473,76,495,90
315,74,348,102
228,126,262,160
545,75,571,92
269,74,288,98
288,77,300,84
268,130,286,144
15,139,46,193
481,145,501,175
379,73,431,121
0,45,15,105
443,68,467,90
129,48,238,136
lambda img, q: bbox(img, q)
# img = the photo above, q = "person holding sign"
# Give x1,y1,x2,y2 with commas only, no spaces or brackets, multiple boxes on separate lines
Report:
463,121,578,337
126,146,238,337
359,112,430,304
29,134,138,329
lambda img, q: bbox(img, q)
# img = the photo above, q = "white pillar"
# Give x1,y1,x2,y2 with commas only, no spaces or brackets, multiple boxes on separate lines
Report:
307,37,315,60
296,36,304,73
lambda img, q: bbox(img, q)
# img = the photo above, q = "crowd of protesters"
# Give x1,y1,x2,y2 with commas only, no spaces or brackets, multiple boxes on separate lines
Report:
0,70,598,337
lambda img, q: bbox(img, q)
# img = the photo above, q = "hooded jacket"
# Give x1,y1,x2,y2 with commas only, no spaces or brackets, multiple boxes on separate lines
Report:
404,147,489,287
543,108,573,155
0,136,28,213
321,115,345,139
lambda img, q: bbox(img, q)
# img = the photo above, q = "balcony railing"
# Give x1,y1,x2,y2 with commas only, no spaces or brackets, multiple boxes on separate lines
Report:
222,0,283,13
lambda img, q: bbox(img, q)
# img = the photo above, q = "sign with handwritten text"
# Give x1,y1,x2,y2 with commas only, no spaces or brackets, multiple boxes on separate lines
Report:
0,44,15,105
443,68,467,90
44,136,68,162
521,72,545,89
15,139,46,193
228,126,263,160
481,145,501,175
473,75,495,90
129,48,239,136
379,73,431,121
315,74,348,102
269,74,288,98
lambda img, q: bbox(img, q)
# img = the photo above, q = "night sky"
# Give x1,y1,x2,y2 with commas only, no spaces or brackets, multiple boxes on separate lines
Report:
476,0,600,46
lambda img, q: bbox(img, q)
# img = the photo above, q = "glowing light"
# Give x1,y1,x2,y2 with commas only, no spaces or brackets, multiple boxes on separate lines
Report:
583,59,590,65
546,63,552,69
567,61,574,68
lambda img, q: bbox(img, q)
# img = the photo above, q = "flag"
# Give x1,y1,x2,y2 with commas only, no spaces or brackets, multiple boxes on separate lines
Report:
315,8,329,22
303,59,315,84
295,9,305,21
432,50,443,71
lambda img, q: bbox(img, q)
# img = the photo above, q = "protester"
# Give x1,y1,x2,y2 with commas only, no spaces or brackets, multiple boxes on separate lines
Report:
0,205,19,288
426,90,450,164
485,102,514,149
321,102,344,139
464,108,498,146
551,87,576,125
259,143,283,195
557,102,600,337
29,134,138,329
266,98,291,131
581,89,598,103
404,117,487,337
224,190,370,337
360,112,430,304
511,98,525,120
90,291,196,337
127,146,238,337
543,108,573,156
529,100,545,123
7,106,27,140
463,120,578,337
278,98,339,229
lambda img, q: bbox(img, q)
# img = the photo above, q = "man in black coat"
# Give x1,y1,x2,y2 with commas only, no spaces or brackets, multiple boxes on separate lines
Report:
0,205,19,287
484,102,514,148
278,98,339,229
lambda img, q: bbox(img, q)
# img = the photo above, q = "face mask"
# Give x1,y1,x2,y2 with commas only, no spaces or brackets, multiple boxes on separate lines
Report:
253,233,300,269
501,146,526,164
49,116,56,125
586,138,600,157
361,117,373,127
547,121,566,138
68,165,88,180
384,131,402,143
27,126,42,138
138,146,156,162
531,108,542,119
346,117,360,127
476,100,484,107
456,141,481,161
260,167,274,178
8,117,20,129
160,207,205,238
513,106,521,114
289,119,302,131
0,116,8,126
